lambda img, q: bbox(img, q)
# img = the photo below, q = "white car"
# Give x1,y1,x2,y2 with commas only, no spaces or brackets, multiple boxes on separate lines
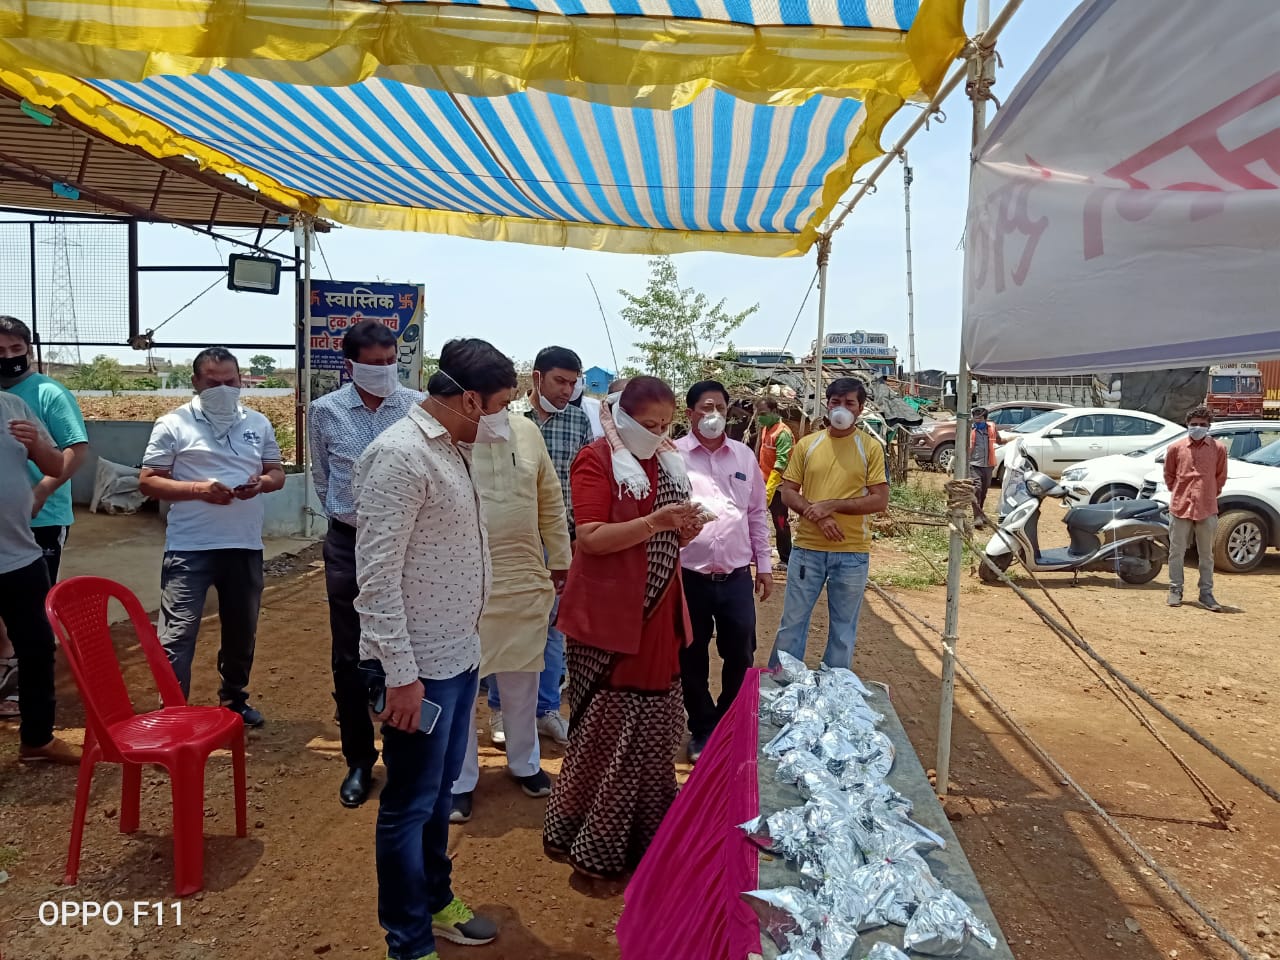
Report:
1143,438,1280,573
994,407,1181,480
1060,420,1280,503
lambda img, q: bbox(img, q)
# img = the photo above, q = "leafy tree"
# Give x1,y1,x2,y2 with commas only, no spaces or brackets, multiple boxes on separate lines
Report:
63,355,129,394
618,257,758,396
261,375,292,389
126,375,160,391
249,354,277,377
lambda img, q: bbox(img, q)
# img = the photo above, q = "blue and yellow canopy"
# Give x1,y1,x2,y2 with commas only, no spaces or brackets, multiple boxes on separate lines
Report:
0,0,964,255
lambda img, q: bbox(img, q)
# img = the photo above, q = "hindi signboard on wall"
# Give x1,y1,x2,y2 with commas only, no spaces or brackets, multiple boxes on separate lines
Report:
306,280,426,399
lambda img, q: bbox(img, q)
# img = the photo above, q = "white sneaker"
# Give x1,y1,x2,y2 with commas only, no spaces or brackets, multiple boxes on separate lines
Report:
537,711,570,745
489,710,506,747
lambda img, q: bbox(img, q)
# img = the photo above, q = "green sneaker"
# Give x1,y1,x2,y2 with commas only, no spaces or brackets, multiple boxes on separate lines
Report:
431,897,497,946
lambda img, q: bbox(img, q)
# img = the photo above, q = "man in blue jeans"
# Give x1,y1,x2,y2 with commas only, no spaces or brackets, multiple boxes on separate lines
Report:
354,338,515,960
768,378,889,669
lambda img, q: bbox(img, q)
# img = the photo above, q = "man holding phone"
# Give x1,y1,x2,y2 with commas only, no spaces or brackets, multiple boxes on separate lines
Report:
353,338,514,960
139,347,285,727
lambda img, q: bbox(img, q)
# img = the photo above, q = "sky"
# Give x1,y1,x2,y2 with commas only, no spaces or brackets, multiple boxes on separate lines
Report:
9,1,1070,377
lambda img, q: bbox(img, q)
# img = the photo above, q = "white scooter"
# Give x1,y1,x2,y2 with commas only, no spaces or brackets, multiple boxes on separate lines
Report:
982,440,1170,585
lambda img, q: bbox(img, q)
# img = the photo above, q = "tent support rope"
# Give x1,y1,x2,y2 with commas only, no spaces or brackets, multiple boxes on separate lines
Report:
866,580,1260,960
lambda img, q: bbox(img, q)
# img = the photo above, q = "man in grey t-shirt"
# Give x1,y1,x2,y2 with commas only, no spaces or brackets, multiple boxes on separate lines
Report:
0,391,81,764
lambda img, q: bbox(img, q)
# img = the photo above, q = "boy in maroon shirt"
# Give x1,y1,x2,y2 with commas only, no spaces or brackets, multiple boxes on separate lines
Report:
1163,405,1228,612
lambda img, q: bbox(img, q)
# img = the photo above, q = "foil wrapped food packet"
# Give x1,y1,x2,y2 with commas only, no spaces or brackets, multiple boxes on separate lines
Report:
816,914,861,960
775,651,816,686
738,806,813,860
777,750,831,785
777,949,821,960
816,663,874,698
744,887,823,950
866,944,911,960
764,718,826,759
903,890,998,956
764,684,808,725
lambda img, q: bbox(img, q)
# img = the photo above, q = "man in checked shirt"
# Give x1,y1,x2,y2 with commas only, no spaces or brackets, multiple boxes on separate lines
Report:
309,319,422,809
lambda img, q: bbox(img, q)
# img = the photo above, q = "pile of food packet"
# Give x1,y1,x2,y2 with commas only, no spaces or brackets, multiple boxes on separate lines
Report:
741,653,997,960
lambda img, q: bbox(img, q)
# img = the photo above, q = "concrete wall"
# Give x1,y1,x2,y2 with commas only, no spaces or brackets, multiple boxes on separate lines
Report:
71,420,154,505
71,420,320,539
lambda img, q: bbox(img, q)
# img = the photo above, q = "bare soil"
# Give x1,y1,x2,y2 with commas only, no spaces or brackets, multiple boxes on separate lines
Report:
2,531,1278,960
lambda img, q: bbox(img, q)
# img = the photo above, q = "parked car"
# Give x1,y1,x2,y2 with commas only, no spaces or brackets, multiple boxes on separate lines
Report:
1059,420,1280,503
910,401,1067,472
993,407,1181,480
1144,437,1280,572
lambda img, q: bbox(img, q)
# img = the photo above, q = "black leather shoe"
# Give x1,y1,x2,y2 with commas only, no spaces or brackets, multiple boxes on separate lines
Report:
339,766,373,808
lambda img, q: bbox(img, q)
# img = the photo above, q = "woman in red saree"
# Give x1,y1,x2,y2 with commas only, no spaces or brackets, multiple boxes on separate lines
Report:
543,376,703,880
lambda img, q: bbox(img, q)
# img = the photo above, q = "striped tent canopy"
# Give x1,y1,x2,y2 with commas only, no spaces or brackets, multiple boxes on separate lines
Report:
0,0,964,256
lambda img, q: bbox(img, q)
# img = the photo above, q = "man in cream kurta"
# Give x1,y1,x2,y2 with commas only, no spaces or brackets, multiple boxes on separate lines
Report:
451,414,572,822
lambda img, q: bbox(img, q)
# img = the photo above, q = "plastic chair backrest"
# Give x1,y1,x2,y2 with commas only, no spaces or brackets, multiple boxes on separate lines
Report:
45,577,187,743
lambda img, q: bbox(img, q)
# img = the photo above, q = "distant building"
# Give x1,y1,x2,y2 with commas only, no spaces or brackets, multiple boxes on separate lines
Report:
583,365,615,396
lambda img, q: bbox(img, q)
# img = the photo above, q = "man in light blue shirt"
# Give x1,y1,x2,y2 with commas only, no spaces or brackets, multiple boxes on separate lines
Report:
308,319,421,809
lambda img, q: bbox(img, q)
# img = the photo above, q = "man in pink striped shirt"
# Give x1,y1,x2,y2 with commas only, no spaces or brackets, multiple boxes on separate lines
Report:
675,380,773,763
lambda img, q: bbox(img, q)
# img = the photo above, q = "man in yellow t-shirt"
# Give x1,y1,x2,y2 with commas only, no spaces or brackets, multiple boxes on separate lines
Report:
768,378,889,670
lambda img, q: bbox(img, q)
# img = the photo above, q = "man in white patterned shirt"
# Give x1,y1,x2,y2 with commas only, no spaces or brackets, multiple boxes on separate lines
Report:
309,319,422,810
353,338,515,960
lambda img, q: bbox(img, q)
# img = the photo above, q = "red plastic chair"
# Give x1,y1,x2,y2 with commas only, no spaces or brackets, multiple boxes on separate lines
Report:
45,576,247,897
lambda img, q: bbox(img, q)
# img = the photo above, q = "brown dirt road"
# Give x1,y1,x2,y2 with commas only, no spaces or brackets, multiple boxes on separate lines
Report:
1,538,1277,960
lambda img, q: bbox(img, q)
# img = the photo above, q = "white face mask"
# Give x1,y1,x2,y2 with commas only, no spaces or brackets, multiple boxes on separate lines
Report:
349,361,399,398
605,391,622,407
827,406,856,431
475,408,511,444
614,403,666,460
571,377,584,402
697,412,727,440
197,384,241,438
1188,425,1210,441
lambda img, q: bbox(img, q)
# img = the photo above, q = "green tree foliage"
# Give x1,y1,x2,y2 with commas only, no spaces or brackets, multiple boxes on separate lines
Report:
249,354,277,376
63,355,129,394
618,257,758,396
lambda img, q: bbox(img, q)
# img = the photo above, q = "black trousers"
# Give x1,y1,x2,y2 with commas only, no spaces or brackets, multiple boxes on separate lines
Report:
0,559,56,747
769,492,792,565
324,522,378,771
679,567,757,741
33,524,68,582
971,465,993,518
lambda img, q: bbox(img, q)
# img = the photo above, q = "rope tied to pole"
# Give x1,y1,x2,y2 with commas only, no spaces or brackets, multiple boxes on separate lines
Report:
867,580,1261,960
944,478,977,512
965,36,1003,111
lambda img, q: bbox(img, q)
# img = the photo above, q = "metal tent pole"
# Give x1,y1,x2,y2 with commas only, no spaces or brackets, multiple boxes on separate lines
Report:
936,0,994,798
902,153,918,392
810,234,833,429
300,217,315,539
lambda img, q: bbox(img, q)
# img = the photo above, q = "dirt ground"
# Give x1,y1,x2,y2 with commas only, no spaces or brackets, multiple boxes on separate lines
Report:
1,520,1278,960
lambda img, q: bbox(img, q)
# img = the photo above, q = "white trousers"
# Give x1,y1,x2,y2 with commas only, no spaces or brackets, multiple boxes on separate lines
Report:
453,671,540,794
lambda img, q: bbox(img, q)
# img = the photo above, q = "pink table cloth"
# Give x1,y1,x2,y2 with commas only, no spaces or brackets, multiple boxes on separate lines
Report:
617,667,763,960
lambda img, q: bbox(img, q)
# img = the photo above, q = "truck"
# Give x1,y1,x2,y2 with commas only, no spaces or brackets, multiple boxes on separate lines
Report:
1206,362,1265,419
940,373,1103,411
1262,360,1280,418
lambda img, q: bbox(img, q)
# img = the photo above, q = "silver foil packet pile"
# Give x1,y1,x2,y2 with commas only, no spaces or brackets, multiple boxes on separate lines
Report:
902,890,998,956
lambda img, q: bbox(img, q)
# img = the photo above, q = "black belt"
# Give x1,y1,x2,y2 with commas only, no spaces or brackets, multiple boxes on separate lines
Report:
329,519,357,538
687,565,750,583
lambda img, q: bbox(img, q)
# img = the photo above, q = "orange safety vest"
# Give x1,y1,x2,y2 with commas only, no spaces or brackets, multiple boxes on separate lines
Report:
758,422,788,478
970,425,998,468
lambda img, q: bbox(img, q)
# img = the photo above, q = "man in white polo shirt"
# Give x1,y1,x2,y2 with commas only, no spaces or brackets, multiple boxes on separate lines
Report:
139,347,285,727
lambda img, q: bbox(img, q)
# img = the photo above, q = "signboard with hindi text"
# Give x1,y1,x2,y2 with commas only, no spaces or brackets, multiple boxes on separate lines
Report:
963,0,1280,375
307,280,425,399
